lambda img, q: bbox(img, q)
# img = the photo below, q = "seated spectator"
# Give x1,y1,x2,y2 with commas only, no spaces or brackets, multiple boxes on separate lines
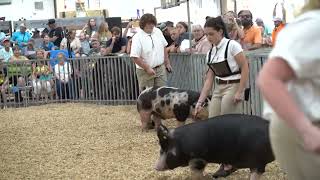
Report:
175,21,192,52
8,46,31,102
166,27,179,53
42,19,64,48
238,10,262,50
79,32,91,56
0,38,13,63
93,21,112,46
32,49,52,100
22,38,36,59
0,64,8,108
10,23,32,48
32,29,41,39
81,18,98,41
106,26,127,54
188,25,211,54
87,39,101,57
10,46,29,61
54,52,72,99
60,29,81,57
41,34,56,51
223,11,244,42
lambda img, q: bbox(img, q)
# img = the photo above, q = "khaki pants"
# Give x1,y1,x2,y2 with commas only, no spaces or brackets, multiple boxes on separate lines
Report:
270,114,320,180
136,65,167,92
209,83,242,118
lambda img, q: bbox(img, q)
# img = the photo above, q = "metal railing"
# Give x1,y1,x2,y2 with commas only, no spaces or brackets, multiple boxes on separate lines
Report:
0,50,270,116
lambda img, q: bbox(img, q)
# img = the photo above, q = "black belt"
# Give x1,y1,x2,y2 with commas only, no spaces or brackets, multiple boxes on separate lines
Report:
216,78,240,84
153,64,163,69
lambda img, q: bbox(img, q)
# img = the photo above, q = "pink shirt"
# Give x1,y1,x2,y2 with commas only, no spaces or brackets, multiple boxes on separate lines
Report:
192,35,212,54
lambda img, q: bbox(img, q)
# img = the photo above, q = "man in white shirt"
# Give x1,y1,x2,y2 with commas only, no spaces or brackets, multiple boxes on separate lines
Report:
130,13,172,91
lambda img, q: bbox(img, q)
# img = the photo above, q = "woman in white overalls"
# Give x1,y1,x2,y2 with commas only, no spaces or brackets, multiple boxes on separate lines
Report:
194,16,249,177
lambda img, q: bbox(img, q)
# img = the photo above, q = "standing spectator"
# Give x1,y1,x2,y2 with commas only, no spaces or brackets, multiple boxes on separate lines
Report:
255,18,272,47
271,17,286,47
166,27,179,53
125,35,134,54
79,32,91,56
0,38,13,62
194,16,249,178
189,24,211,54
106,26,127,54
54,52,72,99
157,21,174,47
81,18,98,40
223,11,244,42
93,21,112,46
130,13,172,92
238,10,262,50
10,23,31,48
60,29,81,57
258,1,320,179
42,19,64,48
176,21,192,52
255,18,272,37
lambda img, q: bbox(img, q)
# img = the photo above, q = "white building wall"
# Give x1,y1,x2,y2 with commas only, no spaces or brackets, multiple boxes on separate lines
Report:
0,0,55,21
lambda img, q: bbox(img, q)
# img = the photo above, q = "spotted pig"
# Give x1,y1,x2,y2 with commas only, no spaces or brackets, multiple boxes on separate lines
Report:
137,86,210,131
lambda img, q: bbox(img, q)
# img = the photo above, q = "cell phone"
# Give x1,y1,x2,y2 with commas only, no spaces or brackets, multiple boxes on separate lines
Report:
166,67,172,73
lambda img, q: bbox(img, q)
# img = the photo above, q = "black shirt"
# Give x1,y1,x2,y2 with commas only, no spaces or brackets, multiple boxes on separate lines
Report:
106,37,127,53
42,27,64,47
164,34,174,47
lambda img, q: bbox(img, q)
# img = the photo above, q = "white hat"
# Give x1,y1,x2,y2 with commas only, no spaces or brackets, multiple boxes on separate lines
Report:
20,23,26,28
273,17,282,22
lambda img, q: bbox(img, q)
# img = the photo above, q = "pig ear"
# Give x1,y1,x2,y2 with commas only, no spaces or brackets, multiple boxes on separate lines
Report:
157,124,170,142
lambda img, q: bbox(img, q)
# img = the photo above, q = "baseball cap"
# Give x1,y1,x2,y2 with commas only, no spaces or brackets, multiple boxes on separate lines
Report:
157,23,167,32
48,19,56,25
1,38,9,43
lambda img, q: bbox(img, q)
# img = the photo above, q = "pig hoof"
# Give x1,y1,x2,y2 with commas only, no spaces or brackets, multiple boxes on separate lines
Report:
146,122,155,129
210,166,237,178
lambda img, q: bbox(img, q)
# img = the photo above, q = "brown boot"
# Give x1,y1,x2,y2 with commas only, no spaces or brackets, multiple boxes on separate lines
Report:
211,164,237,178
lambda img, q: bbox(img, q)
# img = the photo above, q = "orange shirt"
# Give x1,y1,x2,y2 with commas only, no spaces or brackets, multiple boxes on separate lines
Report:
272,23,285,46
241,25,262,45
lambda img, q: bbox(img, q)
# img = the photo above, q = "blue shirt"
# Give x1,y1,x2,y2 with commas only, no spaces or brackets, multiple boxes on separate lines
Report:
0,47,13,62
11,31,31,48
41,42,55,51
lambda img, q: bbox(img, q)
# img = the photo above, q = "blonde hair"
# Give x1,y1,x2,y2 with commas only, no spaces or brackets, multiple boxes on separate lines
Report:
301,0,320,13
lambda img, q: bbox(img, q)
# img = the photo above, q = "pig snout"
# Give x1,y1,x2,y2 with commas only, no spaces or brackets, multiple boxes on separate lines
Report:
155,154,168,171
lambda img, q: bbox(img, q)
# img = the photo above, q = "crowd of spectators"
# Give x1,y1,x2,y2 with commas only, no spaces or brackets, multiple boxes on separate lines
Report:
0,10,285,107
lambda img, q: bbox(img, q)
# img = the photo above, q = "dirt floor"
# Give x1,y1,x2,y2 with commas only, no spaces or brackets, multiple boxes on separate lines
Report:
0,103,287,180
